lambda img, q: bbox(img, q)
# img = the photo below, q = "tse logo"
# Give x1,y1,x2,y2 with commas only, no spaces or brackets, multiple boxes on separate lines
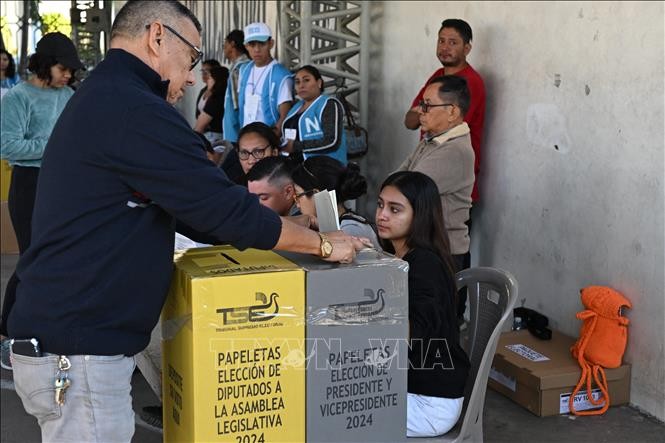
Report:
216,292,280,326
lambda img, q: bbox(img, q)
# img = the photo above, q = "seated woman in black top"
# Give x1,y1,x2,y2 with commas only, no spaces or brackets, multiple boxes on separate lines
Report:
375,171,470,437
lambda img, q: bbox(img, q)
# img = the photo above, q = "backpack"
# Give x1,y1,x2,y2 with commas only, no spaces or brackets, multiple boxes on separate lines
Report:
569,286,632,415
335,87,368,159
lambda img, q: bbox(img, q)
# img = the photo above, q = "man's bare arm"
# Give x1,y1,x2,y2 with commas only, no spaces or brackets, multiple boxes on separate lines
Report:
274,101,293,138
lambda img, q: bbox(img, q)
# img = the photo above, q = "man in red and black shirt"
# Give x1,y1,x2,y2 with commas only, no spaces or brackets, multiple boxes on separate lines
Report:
404,18,486,204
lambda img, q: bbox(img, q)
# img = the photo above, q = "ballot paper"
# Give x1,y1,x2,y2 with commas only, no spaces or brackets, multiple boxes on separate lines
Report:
174,232,211,251
313,189,340,232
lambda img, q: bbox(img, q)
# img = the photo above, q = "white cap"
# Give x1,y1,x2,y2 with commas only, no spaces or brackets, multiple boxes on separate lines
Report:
244,22,272,44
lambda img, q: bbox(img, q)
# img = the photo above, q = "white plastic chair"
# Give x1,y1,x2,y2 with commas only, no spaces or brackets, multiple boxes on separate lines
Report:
412,267,518,443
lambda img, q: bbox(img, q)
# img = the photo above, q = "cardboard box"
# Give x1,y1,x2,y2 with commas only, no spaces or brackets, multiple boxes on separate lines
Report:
162,246,306,443
1,201,19,254
280,250,409,443
488,329,631,416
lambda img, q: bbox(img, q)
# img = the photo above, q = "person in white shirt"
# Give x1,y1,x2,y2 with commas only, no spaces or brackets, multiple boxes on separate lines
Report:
237,22,293,138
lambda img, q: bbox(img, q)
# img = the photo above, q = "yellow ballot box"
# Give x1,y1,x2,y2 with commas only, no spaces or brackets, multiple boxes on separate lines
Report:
162,246,306,443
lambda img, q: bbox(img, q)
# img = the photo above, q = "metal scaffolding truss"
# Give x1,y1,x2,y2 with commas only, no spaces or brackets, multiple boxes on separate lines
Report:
184,0,266,62
278,1,369,127
70,0,112,73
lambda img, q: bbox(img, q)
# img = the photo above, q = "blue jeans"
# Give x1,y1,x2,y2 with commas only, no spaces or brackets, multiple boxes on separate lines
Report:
11,352,136,443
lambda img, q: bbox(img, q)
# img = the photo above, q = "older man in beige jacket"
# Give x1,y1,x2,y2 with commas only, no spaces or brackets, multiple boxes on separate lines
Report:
397,75,474,325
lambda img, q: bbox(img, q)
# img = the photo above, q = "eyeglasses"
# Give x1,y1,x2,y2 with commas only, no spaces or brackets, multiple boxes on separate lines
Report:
146,23,203,71
293,188,319,203
418,100,454,113
237,145,271,160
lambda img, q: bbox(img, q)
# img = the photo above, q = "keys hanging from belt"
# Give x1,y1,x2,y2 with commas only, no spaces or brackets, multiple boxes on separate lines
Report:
54,355,71,406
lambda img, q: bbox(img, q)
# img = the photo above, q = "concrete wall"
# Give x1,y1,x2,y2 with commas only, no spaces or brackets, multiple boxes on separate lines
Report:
365,1,664,419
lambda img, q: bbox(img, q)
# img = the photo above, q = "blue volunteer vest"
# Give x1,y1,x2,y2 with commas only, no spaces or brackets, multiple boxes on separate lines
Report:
222,58,250,143
282,94,348,164
237,61,292,129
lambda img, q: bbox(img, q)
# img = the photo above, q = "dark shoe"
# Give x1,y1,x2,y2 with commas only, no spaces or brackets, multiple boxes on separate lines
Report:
140,406,163,429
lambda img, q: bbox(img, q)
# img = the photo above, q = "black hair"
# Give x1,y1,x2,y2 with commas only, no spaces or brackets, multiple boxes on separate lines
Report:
246,155,294,185
237,122,281,150
291,157,367,202
202,59,222,69
226,29,250,57
111,0,202,40
296,64,324,93
440,18,473,44
428,75,470,117
208,65,229,96
379,171,457,292
27,53,63,83
1,49,17,78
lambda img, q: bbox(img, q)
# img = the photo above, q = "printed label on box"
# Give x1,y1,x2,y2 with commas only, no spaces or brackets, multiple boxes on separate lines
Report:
559,388,605,414
505,344,550,362
489,367,517,392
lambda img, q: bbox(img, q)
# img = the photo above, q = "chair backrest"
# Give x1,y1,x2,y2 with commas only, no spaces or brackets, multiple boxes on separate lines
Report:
455,267,518,442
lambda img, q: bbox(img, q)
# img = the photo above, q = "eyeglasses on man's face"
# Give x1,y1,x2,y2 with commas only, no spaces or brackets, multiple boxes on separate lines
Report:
146,23,203,71
418,100,454,113
293,188,319,203
237,145,271,161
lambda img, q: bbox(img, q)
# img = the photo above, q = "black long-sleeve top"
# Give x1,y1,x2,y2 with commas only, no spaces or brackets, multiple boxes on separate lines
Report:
405,248,470,398
8,49,282,356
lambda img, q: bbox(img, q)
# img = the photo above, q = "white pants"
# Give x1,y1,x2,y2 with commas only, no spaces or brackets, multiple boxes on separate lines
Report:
406,393,464,437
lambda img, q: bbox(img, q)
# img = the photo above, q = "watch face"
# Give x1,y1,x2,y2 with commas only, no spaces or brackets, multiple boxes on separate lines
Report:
322,240,333,257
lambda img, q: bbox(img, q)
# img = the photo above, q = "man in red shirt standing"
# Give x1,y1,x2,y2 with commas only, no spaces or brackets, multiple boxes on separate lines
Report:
404,18,486,327
404,19,485,203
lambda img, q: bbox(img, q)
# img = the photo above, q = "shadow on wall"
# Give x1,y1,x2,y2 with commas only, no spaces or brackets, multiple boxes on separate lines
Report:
472,66,497,268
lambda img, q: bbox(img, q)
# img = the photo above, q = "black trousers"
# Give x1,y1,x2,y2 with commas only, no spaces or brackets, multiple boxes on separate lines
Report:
452,210,473,320
1,166,39,336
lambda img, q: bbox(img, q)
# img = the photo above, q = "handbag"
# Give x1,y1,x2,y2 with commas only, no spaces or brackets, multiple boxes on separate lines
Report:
336,92,368,158
568,286,631,415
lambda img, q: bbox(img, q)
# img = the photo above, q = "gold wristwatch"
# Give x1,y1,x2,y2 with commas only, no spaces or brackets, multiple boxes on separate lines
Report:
318,232,334,258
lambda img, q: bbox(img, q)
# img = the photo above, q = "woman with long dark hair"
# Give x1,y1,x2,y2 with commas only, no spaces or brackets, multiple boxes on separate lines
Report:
194,62,229,144
0,33,83,370
376,170,469,437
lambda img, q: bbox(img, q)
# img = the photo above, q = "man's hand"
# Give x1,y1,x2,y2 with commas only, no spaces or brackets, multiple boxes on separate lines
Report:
274,218,371,264
404,106,421,130
323,230,373,264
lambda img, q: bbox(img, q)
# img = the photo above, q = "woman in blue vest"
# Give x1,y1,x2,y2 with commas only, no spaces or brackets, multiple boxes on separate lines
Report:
281,65,347,164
